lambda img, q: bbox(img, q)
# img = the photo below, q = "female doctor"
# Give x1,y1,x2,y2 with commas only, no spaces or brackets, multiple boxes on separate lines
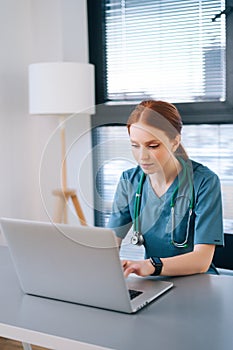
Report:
107,100,224,277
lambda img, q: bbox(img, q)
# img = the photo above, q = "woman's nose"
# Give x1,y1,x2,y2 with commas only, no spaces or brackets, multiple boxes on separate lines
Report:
139,147,150,160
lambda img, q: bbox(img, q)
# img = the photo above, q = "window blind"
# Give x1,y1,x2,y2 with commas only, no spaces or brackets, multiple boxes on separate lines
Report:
93,126,136,226
105,0,226,102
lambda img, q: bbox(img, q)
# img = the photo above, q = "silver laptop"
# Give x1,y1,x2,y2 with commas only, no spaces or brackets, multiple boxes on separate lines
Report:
0,217,173,313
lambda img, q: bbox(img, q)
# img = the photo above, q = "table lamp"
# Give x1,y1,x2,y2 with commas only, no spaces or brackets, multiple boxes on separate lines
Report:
28,62,95,224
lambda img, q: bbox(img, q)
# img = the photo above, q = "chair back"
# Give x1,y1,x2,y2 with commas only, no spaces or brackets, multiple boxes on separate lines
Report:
213,233,233,270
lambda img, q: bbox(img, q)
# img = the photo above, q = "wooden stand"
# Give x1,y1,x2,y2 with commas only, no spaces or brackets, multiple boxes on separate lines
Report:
53,189,87,225
52,117,87,225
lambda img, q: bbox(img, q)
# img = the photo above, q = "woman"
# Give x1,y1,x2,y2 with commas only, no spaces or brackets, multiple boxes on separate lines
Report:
107,100,224,277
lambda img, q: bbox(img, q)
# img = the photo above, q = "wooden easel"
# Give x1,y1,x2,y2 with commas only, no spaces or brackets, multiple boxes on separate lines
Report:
53,117,87,225
53,189,86,224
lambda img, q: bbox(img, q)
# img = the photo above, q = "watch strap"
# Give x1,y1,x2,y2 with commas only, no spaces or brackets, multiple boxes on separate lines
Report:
149,257,163,276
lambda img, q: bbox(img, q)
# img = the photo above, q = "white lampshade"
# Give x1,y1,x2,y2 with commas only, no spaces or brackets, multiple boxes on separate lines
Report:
29,62,95,115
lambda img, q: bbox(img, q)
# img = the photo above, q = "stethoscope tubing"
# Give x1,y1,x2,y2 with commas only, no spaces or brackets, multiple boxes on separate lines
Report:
132,157,194,247
133,172,146,233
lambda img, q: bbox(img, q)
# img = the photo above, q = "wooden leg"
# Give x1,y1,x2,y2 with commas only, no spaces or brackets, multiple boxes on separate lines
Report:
71,194,87,226
53,192,66,223
53,189,87,225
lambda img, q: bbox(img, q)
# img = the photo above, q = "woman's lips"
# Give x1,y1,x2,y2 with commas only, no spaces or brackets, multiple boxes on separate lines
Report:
141,163,153,169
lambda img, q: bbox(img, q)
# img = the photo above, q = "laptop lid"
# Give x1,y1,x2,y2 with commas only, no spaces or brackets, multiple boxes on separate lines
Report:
0,217,173,313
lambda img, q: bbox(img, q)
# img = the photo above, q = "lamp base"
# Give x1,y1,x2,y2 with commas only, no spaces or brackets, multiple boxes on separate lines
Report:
52,189,87,225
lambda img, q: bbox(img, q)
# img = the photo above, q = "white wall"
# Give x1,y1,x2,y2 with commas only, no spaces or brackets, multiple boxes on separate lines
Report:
0,0,94,243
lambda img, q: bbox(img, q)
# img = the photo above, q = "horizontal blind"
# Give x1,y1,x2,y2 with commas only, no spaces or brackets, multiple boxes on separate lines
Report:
105,0,226,102
93,126,136,226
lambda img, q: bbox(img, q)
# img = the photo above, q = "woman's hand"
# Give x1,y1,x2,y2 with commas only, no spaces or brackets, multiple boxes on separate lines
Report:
121,259,155,278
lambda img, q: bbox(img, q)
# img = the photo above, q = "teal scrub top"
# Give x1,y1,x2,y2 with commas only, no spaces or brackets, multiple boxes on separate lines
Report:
107,159,224,273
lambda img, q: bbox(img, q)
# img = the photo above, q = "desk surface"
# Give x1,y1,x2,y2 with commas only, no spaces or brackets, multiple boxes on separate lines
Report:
0,246,233,350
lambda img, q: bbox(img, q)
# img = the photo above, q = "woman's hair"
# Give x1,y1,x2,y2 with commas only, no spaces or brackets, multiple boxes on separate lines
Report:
127,100,188,160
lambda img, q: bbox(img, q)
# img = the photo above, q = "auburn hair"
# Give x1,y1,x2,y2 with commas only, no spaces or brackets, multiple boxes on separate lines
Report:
127,100,188,160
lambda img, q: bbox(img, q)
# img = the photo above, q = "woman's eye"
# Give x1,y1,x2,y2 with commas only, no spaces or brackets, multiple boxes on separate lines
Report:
131,144,139,148
148,144,159,149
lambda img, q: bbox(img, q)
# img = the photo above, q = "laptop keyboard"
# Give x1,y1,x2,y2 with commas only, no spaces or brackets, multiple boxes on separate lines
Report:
128,289,143,300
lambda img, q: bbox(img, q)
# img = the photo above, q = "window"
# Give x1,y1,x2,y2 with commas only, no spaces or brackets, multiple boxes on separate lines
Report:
88,0,233,124
88,0,233,246
105,0,226,103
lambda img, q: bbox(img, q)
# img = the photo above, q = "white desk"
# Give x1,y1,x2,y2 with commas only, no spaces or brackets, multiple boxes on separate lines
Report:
0,246,233,350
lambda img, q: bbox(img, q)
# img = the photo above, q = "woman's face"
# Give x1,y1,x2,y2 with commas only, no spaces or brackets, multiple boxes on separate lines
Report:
129,122,180,175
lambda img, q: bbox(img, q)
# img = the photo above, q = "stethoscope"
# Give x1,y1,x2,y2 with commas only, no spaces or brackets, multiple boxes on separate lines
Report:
131,157,195,248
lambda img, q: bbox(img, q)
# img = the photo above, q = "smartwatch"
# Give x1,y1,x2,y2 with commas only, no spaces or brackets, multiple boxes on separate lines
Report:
149,257,163,276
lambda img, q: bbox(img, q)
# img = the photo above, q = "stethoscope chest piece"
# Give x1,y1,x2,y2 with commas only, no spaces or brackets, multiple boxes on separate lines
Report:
131,231,144,246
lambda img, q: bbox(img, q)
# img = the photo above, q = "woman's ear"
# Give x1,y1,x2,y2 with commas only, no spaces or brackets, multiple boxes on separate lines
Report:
172,134,181,152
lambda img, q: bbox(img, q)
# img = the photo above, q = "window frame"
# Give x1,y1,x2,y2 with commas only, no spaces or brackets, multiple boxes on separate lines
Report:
87,0,233,127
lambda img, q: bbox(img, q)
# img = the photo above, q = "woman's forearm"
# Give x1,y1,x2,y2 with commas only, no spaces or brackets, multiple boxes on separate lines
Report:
160,244,215,276
122,244,216,277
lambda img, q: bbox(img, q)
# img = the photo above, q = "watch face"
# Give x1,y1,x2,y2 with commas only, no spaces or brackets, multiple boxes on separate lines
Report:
153,257,162,266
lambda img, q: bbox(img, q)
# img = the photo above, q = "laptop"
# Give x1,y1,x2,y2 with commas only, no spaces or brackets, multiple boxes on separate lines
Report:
0,217,173,313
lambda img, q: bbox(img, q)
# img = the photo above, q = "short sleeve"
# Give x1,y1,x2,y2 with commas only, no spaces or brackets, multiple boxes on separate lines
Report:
194,171,224,246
